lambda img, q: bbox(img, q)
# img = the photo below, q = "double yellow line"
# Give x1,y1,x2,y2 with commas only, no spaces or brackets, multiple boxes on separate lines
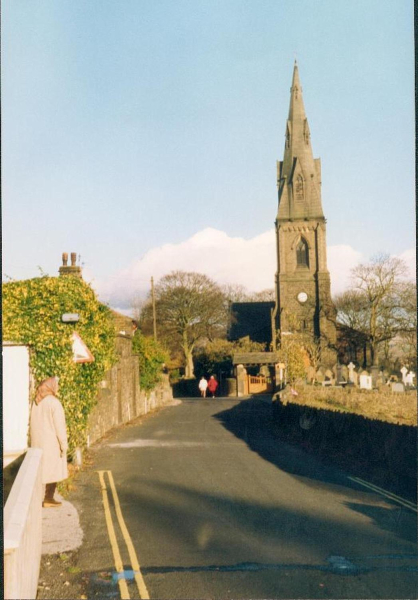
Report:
97,470,150,599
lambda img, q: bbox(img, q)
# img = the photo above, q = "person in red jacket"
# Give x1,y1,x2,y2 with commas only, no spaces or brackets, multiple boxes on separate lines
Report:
207,375,218,398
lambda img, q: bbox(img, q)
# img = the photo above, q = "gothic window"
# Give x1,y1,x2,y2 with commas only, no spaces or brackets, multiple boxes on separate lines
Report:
296,237,309,267
286,125,290,148
295,174,304,201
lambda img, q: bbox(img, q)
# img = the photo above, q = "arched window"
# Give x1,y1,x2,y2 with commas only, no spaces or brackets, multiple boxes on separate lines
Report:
296,238,309,267
295,174,304,201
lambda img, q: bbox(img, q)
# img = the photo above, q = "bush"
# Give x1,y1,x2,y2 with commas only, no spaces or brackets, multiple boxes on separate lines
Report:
132,332,169,392
3,276,117,453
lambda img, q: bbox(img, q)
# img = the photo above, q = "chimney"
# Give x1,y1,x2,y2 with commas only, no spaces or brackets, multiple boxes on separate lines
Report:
59,252,82,278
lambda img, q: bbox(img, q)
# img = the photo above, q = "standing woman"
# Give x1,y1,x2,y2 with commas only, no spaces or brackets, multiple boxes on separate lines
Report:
30,377,68,507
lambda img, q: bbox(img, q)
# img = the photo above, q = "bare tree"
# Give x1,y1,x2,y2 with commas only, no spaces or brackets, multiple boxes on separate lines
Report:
221,283,250,303
341,254,409,365
247,288,276,302
141,271,228,378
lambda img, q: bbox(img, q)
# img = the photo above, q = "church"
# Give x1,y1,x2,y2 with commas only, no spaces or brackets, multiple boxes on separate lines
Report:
229,62,338,366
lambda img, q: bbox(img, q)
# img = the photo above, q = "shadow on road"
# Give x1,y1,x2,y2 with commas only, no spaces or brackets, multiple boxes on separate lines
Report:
211,396,417,506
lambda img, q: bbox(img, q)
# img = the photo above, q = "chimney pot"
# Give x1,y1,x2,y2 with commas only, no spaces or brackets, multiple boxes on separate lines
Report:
62,253,68,266
71,253,77,266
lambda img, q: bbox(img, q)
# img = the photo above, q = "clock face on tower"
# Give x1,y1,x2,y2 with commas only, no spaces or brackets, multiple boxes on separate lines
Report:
297,292,308,304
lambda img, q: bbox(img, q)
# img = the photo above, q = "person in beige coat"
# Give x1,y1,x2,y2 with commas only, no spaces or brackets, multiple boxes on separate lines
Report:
30,376,68,507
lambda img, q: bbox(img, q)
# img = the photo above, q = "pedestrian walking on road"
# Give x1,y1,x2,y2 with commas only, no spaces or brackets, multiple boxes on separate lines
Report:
30,376,68,508
198,376,208,398
207,375,218,398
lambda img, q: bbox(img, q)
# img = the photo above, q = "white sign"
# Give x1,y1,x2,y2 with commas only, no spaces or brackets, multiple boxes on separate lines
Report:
72,332,94,363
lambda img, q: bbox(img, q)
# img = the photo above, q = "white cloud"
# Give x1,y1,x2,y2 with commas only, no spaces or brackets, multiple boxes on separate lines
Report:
327,245,363,296
91,228,414,312
398,248,416,280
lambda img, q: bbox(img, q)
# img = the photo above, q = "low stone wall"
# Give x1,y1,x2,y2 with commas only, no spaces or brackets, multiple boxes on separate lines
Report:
88,365,173,446
4,448,43,600
273,398,417,499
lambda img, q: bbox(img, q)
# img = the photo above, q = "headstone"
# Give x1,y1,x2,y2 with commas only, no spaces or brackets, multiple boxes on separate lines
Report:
351,370,359,387
341,365,348,381
400,366,408,385
405,372,415,387
370,365,379,388
325,369,333,381
316,369,324,383
377,371,386,387
391,382,405,393
359,374,372,390
336,364,343,383
347,362,356,384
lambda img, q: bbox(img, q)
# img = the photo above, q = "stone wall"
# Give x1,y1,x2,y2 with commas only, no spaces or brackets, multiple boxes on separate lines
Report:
4,448,43,600
87,333,173,446
273,399,417,498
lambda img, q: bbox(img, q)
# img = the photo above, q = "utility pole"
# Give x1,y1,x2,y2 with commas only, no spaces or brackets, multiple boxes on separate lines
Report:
151,276,157,341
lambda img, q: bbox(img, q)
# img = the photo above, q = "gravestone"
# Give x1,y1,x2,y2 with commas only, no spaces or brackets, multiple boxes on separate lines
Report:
351,370,359,387
400,366,408,385
316,368,325,383
391,382,405,393
405,372,415,387
370,365,379,388
377,371,386,387
341,365,348,381
325,369,333,381
359,374,372,390
347,362,356,385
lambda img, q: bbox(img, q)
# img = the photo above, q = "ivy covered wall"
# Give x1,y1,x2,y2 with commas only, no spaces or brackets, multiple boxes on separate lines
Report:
3,276,117,453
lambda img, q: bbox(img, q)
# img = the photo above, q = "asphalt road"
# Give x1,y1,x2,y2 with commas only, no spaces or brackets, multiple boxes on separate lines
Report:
71,397,417,599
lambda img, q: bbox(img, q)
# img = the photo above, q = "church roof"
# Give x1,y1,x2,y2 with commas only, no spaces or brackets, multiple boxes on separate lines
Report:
277,62,324,222
233,352,280,366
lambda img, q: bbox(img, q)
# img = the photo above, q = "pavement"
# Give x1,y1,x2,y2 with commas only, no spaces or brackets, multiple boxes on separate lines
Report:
41,493,84,555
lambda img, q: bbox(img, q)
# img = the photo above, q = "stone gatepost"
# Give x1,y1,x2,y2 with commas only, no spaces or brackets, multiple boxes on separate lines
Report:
275,362,286,390
236,364,248,397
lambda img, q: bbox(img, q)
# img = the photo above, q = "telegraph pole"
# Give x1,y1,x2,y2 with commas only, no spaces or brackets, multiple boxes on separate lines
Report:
151,276,157,341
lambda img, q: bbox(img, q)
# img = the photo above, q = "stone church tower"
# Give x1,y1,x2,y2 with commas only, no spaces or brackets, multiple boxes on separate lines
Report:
275,62,336,362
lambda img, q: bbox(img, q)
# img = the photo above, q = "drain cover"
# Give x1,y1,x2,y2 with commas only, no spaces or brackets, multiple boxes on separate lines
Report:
328,556,359,574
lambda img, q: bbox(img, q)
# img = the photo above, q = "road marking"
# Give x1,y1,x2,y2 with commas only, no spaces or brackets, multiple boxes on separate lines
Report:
348,476,417,512
107,470,150,600
97,471,130,599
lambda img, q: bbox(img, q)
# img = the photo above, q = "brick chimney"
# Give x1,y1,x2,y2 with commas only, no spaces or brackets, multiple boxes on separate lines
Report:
59,252,82,278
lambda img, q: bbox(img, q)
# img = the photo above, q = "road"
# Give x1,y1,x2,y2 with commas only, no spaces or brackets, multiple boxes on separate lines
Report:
72,396,417,599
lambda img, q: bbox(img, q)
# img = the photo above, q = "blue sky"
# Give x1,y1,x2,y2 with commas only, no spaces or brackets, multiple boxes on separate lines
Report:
2,0,415,308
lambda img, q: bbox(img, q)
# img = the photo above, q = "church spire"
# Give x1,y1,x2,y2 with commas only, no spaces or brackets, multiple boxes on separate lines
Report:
277,63,324,221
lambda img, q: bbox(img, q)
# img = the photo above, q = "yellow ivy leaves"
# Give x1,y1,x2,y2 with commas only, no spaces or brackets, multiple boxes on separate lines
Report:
3,276,117,454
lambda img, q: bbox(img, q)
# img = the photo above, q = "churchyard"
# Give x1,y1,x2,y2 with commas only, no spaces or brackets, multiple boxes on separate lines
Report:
280,383,417,427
